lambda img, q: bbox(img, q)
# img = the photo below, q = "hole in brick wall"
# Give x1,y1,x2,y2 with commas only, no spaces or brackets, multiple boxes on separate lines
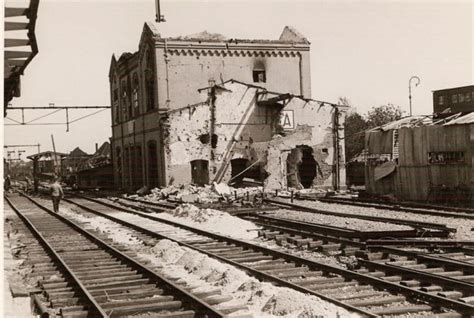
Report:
198,134,218,148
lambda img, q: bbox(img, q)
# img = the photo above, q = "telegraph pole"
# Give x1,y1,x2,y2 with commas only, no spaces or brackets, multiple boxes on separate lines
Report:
155,0,165,22
333,106,340,191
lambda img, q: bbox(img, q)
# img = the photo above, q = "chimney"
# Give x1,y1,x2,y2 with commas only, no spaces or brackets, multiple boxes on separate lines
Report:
95,143,98,152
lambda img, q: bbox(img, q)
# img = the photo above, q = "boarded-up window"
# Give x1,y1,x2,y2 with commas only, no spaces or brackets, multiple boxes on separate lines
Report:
428,151,465,164
438,96,444,105
452,94,458,104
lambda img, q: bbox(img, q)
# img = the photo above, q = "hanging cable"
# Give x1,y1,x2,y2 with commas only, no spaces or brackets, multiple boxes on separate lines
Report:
25,108,63,124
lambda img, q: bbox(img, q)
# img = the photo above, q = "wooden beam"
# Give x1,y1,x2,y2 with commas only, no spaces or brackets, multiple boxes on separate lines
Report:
5,7,28,17
5,22,29,31
257,93,292,106
6,59,28,67
5,38,30,47
5,51,31,59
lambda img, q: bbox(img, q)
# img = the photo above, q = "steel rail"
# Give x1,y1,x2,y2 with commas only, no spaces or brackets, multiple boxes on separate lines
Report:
249,219,367,248
4,195,108,317
121,196,178,209
358,259,474,294
366,239,474,247
62,197,376,317
66,196,474,316
16,192,227,318
264,198,456,233
244,214,422,239
368,246,474,273
318,197,474,219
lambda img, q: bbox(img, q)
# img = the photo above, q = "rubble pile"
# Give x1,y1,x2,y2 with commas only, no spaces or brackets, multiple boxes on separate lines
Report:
138,183,264,204
159,203,260,240
143,240,357,318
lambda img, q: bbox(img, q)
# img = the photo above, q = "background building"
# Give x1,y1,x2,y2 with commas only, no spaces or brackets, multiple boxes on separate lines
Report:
433,85,474,118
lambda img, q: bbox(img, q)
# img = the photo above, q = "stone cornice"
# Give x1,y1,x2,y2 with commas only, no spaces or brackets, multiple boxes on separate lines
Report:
155,41,309,53
162,48,304,58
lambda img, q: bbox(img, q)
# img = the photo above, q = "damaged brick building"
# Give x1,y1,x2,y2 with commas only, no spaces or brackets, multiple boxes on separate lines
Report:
109,22,347,191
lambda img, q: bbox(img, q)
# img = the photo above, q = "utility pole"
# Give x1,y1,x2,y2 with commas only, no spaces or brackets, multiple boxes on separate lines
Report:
51,134,59,177
155,0,165,22
409,76,421,116
333,106,340,191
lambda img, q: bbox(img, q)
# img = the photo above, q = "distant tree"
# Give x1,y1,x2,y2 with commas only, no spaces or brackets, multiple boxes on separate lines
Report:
344,110,369,161
365,103,403,128
342,101,403,161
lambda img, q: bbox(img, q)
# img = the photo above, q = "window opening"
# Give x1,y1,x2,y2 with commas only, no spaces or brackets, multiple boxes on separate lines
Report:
253,70,266,83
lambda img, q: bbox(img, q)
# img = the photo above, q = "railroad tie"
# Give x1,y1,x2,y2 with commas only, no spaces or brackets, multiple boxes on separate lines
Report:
347,295,406,307
370,304,433,315
459,296,474,304
437,291,463,299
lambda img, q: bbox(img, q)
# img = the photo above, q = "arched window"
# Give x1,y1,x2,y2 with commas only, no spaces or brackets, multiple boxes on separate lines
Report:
121,80,128,120
145,50,156,111
132,73,139,116
113,76,119,123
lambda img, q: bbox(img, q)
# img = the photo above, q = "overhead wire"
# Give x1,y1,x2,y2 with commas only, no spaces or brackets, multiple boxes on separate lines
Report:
26,108,63,124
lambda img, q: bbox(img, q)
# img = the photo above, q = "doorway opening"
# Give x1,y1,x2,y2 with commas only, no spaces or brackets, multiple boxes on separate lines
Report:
287,146,317,189
191,160,209,186
147,140,159,188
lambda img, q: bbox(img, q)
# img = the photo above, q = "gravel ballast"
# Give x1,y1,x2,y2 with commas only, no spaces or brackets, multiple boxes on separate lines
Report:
266,208,412,232
277,198,474,240
48,200,360,318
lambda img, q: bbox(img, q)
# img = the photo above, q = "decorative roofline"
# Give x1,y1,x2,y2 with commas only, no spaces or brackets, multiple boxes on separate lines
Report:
164,48,302,57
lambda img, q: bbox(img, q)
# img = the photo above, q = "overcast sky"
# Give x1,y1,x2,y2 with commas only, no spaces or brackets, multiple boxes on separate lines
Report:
4,0,473,158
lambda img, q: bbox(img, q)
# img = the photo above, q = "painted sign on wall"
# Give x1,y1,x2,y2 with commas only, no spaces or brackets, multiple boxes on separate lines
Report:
279,110,294,130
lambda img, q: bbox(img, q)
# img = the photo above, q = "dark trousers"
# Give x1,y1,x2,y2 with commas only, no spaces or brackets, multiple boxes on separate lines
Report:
52,196,61,212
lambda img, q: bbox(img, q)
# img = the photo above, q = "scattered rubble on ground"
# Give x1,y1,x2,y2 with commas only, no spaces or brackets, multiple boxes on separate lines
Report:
127,183,265,205
157,203,261,240
142,240,358,318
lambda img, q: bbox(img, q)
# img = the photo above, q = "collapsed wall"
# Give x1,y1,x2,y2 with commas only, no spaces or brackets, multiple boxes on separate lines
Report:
163,82,274,186
257,97,346,190
162,80,346,190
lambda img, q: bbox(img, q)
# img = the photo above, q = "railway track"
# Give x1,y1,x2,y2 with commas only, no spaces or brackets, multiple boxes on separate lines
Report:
96,195,456,240
263,199,457,237
317,197,474,220
47,194,474,317
5,193,233,318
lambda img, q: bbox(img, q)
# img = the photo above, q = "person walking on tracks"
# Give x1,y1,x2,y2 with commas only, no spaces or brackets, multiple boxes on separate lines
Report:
50,177,64,213
4,175,11,192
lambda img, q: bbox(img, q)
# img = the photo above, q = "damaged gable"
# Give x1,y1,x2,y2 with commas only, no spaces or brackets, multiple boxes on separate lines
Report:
279,26,309,44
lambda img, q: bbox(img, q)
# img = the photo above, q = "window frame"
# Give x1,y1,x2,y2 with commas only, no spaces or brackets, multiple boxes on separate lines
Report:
253,69,266,83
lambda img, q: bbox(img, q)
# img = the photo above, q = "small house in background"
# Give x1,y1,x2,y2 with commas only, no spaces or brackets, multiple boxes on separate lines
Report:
76,142,113,189
27,151,67,191
63,147,91,186
364,113,473,205
65,147,90,173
